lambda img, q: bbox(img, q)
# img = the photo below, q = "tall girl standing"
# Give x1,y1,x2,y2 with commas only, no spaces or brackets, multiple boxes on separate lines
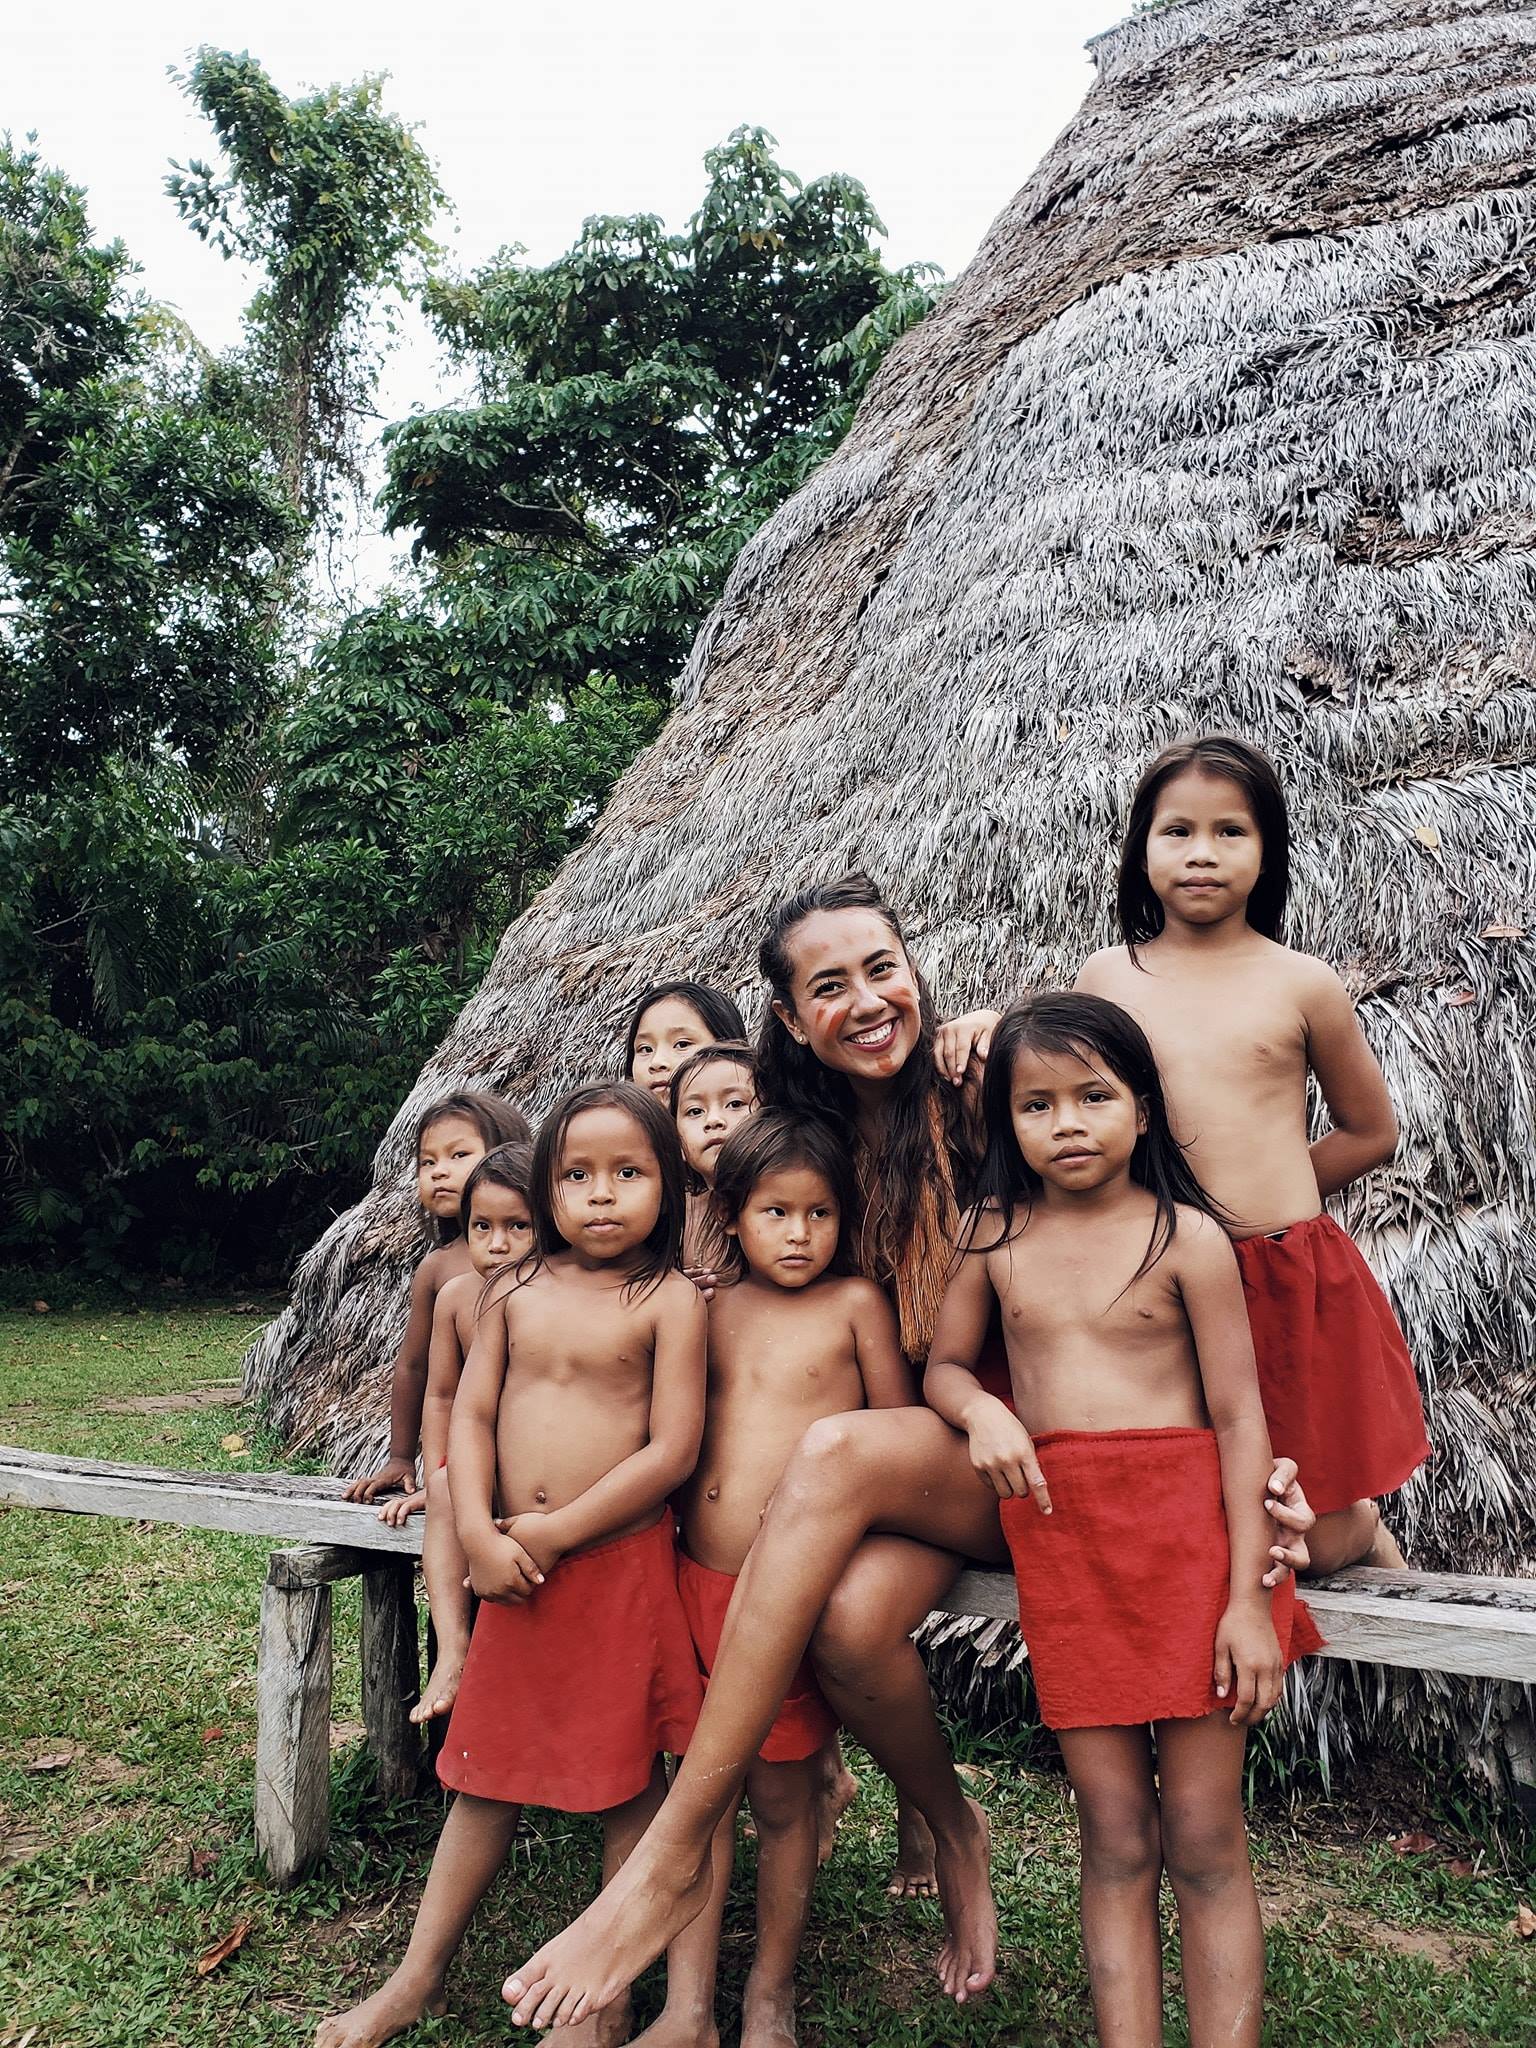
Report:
1077,734,1430,1571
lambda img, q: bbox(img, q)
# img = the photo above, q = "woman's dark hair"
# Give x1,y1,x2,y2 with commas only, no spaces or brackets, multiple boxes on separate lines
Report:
669,1041,759,1194
756,872,973,1355
459,1140,535,1229
973,992,1223,1288
711,1109,859,1277
621,981,749,1080
523,1080,685,1300
1116,733,1290,960
415,1090,532,1155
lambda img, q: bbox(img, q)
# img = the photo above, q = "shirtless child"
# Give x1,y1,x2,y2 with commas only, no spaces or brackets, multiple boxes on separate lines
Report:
639,1109,915,2048
316,1081,706,2048
402,1141,533,1725
1076,734,1429,1570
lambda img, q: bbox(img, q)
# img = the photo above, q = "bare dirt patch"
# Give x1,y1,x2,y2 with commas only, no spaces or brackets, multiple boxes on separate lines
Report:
98,1384,242,1415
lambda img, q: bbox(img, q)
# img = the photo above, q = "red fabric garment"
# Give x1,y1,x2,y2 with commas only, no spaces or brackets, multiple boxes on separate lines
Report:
999,1427,1323,1732
1234,1214,1430,1516
677,1551,837,1764
438,1512,701,1812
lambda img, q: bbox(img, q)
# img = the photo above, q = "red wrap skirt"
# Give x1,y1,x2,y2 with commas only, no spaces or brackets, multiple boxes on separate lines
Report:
678,1552,837,1764
1234,1214,1430,1515
438,1512,702,1812
1000,1427,1323,1731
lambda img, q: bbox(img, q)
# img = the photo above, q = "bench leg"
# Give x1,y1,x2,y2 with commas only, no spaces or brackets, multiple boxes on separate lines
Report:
362,1559,422,1801
255,1573,333,1887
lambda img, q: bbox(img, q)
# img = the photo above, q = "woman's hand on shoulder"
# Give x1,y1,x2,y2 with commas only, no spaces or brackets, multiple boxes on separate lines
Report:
934,1008,1001,1087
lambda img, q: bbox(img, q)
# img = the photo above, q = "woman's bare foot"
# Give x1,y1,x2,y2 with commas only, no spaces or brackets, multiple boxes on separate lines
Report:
410,1644,466,1725
886,1799,937,1900
625,2002,720,2048
503,1837,715,2030
740,1968,798,2047
814,1760,859,1866
314,1970,445,2048
932,1797,997,2005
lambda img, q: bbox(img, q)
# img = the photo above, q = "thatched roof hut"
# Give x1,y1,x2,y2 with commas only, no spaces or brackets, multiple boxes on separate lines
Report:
249,0,1536,1782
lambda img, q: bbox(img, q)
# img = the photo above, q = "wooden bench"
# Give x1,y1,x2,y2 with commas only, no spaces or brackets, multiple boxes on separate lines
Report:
4,1444,1534,1884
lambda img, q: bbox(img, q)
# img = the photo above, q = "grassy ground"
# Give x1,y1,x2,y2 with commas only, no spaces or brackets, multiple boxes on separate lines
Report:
0,1302,1532,2048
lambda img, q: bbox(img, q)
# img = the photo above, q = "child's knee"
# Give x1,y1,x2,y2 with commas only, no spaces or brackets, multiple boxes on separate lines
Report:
1077,1795,1161,1887
1306,1498,1380,1574
746,1760,816,1838
1159,1801,1248,1896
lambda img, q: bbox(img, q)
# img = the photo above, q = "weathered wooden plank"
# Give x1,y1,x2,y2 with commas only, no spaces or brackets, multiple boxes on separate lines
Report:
255,1565,334,1887
0,1460,422,1557
362,1561,423,1802
930,1568,1536,1683
267,1544,374,1591
2,1443,357,1500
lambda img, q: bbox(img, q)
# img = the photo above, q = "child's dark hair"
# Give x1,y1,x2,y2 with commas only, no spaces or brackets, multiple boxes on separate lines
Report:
973,992,1223,1288
1116,733,1290,960
711,1109,859,1278
524,1080,685,1299
415,1090,532,1155
621,981,749,1079
459,1140,535,1231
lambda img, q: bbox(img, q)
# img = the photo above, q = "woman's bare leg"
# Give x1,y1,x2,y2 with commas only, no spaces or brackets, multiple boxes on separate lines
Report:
503,1409,1006,2028
315,1792,521,2048
1155,1716,1263,2048
1056,1727,1165,2048
413,1464,473,1723
809,1532,998,1975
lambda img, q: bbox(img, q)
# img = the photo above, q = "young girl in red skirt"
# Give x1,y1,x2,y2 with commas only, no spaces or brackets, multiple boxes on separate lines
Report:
317,1082,708,2048
1078,733,1430,1570
926,993,1320,2048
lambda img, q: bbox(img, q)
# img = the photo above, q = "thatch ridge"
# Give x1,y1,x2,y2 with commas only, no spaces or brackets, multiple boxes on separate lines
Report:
248,0,1536,1786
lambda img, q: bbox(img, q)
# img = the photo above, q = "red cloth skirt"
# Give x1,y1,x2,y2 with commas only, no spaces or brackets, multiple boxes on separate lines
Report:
438,1512,702,1812
1234,1214,1430,1516
999,1427,1323,1731
677,1552,837,1764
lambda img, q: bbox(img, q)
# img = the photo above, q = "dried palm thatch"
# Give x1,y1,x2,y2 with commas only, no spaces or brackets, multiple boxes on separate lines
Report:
249,0,1536,1789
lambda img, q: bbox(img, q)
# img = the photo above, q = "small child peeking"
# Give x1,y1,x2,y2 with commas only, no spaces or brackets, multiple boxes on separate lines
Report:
924,994,1320,2048
669,1039,758,1273
624,979,749,1106
317,1081,707,2048
402,1142,533,1725
659,1109,914,2048
344,1090,530,1512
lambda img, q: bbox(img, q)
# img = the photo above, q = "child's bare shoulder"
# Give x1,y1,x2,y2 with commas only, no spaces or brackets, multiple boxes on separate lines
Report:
1075,944,1134,992
434,1269,478,1316
1171,1204,1239,1277
651,1267,708,1321
821,1273,888,1318
419,1241,468,1287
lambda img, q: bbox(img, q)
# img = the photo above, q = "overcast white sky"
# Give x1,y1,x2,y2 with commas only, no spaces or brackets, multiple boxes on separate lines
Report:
4,0,1122,587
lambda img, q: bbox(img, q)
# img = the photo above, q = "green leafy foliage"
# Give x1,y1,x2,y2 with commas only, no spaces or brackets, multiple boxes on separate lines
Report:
1,101,936,1281
382,124,940,705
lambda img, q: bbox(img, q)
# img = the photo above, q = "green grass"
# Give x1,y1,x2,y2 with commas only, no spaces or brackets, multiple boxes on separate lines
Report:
1,1304,1533,2047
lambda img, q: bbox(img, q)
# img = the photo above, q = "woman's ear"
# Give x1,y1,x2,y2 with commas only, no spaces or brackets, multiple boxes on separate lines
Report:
771,996,807,1047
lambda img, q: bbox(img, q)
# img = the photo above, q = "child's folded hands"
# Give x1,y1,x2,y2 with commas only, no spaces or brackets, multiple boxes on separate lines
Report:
464,1523,547,1603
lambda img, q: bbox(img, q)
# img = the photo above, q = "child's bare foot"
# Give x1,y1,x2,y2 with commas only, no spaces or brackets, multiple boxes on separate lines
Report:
886,1800,937,1899
815,1760,859,1866
503,1837,714,2030
624,2003,720,2048
740,1968,798,2047
314,1970,445,2048
410,1644,466,1725
556,1994,633,2047
932,1797,997,2005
